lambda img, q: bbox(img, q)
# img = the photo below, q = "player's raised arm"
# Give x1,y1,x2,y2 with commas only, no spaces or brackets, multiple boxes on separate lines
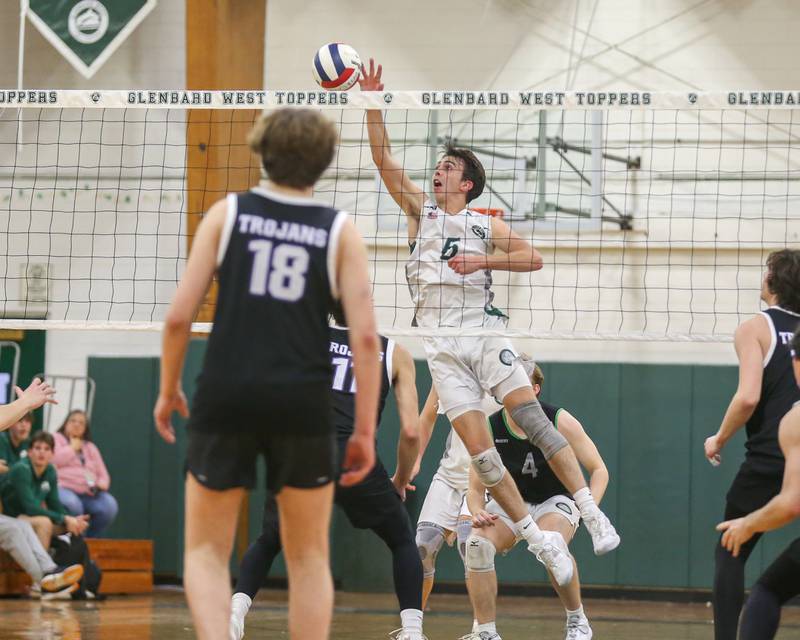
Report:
359,59,425,231
447,215,543,276
155,199,226,443
557,411,610,505
390,343,421,499
336,219,381,485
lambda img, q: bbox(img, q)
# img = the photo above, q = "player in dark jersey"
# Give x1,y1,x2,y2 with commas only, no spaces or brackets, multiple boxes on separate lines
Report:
703,249,800,640
716,327,800,640
462,359,609,640
154,109,381,640
229,304,425,640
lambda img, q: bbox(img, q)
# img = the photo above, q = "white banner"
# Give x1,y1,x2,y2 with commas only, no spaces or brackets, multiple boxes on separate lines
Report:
2,89,800,110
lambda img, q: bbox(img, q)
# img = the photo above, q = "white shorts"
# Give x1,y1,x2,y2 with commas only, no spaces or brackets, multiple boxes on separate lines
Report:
423,335,530,420
417,475,469,532
484,495,580,541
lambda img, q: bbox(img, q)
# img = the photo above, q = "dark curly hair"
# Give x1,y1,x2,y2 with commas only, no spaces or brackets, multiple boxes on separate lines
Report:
766,249,800,313
443,144,485,203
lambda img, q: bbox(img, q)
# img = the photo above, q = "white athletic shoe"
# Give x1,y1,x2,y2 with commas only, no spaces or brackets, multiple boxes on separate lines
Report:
528,530,573,587
388,628,427,640
564,617,592,639
229,611,245,640
582,510,620,555
457,632,501,640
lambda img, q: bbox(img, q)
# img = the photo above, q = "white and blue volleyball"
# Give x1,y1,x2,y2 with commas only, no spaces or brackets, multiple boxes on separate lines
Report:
313,43,362,91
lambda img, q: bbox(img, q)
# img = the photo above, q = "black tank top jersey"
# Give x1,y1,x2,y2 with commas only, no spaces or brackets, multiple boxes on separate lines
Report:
202,188,345,388
329,326,393,439
744,307,800,473
487,401,570,505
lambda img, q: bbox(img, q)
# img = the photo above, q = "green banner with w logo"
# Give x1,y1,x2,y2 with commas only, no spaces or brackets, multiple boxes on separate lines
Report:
27,0,157,78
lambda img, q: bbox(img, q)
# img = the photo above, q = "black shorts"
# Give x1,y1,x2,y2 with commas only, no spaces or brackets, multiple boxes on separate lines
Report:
334,455,409,530
726,464,784,515
186,428,337,494
756,537,800,603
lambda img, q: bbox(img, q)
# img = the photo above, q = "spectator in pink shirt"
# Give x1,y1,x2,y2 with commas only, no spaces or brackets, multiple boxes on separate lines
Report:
53,410,118,537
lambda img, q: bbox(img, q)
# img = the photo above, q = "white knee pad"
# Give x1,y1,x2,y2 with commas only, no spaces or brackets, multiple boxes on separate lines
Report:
416,522,446,578
471,448,506,487
465,534,496,573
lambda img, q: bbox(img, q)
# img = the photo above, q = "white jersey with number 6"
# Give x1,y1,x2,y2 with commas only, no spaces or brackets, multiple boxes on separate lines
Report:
406,200,507,328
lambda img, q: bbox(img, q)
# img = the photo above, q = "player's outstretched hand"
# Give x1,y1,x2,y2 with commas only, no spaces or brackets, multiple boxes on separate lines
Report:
704,434,723,466
716,516,754,557
340,432,375,486
358,58,383,92
153,389,189,444
14,377,57,411
448,254,486,276
472,509,499,528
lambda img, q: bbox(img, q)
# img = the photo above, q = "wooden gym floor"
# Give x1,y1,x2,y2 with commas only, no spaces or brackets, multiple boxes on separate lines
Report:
2,587,799,639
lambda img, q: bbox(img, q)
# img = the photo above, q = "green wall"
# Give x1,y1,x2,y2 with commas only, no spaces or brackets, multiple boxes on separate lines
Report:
87,344,800,591
1,331,46,430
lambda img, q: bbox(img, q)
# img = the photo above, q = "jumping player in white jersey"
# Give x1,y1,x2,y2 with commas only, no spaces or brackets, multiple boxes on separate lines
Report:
361,59,619,586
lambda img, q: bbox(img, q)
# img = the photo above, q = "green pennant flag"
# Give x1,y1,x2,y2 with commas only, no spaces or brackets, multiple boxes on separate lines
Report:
26,0,157,78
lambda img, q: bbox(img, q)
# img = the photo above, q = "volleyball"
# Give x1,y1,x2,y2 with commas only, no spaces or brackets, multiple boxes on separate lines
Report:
312,43,362,90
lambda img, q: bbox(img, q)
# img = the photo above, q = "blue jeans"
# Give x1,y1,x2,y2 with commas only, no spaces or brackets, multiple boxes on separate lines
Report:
58,487,119,538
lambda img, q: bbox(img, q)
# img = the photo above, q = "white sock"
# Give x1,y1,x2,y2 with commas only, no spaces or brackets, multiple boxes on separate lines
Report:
400,608,423,634
476,621,497,634
472,619,479,632
514,514,544,544
573,487,598,517
566,605,585,620
231,592,252,617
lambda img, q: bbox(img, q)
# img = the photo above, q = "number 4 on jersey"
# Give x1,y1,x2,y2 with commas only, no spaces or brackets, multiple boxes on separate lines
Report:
522,452,538,478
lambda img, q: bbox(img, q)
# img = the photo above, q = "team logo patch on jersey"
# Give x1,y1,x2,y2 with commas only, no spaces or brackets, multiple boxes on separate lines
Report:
556,502,574,516
499,348,515,366
425,204,438,219
471,224,486,239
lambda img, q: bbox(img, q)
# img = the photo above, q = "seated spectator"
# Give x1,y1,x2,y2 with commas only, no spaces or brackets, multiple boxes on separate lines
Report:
0,378,82,597
1,431,89,548
0,412,33,485
53,410,118,538
0,513,83,596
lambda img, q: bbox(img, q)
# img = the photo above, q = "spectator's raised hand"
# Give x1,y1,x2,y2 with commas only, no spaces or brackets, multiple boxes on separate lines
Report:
14,377,57,411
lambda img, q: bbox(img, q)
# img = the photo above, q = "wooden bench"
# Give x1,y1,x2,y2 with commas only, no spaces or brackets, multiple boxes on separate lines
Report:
0,538,153,595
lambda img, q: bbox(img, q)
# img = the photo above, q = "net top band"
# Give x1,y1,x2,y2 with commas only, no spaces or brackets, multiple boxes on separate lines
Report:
2,89,799,110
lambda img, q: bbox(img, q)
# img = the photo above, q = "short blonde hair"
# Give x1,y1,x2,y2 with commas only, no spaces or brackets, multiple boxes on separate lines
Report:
248,109,338,188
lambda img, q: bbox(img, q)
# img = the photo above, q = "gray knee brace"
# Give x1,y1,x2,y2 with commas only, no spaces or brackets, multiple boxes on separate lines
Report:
510,400,568,459
456,518,473,565
465,534,496,573
471,448,506,487
416,522,446,578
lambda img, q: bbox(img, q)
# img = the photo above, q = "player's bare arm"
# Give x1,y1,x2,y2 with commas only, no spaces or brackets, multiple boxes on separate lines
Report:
155,199,226,444
0,378,57,431
717,405,800,556
337,219,381,485
391,343,421,499
467,467,497,528
447,216,543,276
359,58,425,239
704,315,768,464
557,410,610,504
